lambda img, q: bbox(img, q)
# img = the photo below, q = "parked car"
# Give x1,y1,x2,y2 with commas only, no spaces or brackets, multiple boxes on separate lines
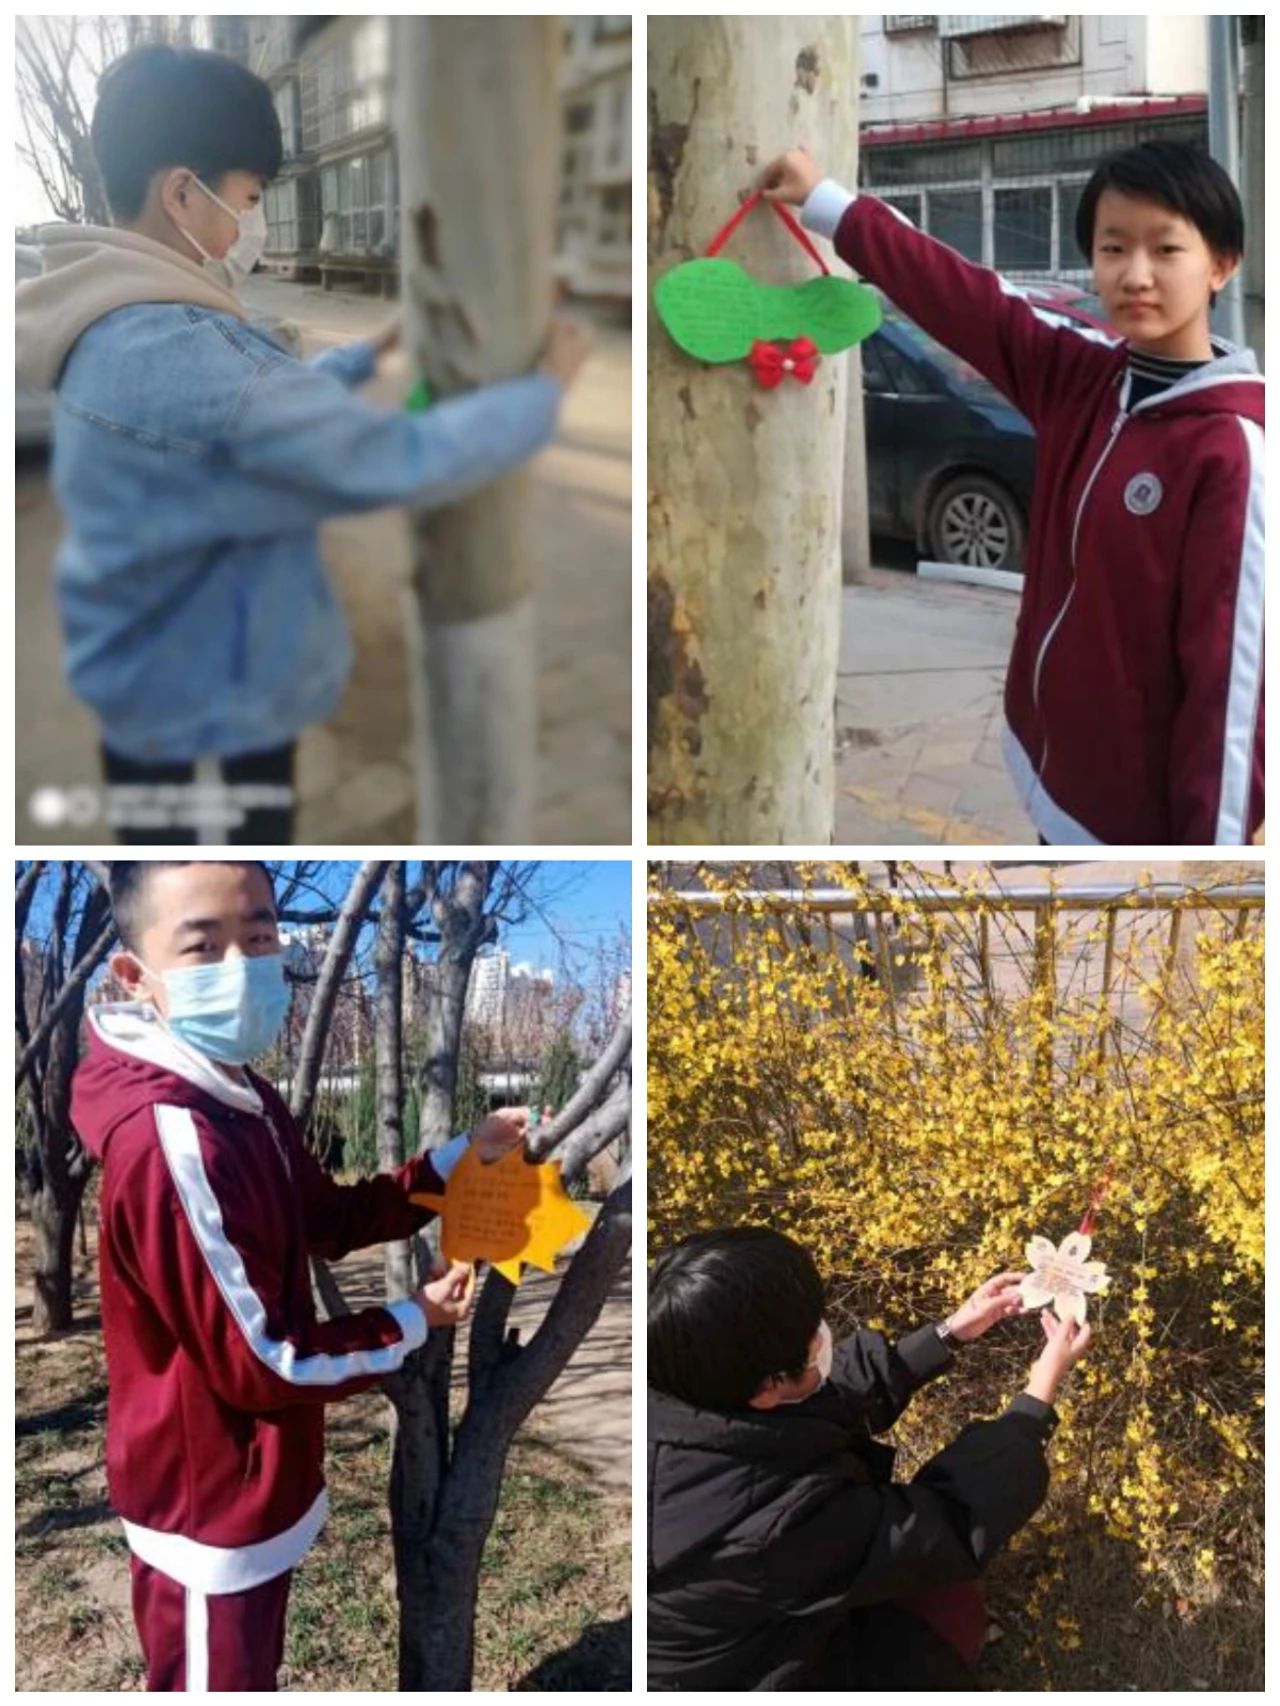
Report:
1003,279,1118,339
862,301,1036,572
16,244,54,450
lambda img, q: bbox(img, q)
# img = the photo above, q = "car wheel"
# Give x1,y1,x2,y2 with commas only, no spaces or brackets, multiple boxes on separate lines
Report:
925,474,1026,571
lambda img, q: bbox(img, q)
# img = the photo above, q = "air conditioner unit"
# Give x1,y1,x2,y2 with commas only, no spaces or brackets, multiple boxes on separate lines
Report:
937,15,1067,38
884,15,936,33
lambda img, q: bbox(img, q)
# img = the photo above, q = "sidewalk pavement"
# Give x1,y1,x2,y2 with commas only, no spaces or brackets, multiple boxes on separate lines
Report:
836,567,1032,845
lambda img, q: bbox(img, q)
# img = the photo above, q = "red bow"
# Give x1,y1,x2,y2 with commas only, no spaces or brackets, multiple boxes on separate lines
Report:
748,337,819,389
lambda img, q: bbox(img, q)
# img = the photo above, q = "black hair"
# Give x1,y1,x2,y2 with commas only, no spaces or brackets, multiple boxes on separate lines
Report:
1075,138,1245,262
110,861,275,951
91,44,282,222
648,1226,825,1411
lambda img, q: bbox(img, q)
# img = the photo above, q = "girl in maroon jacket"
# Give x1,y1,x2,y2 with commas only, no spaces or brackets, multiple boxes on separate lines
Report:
71,860,530,1690
762,138,1263,846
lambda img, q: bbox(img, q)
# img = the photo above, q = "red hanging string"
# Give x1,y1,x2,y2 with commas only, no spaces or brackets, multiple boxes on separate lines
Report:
1078,1159,1115,1237
704,189,831,277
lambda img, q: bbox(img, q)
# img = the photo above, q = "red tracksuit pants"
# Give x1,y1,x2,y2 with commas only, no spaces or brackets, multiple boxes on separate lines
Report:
129,1557,292,1691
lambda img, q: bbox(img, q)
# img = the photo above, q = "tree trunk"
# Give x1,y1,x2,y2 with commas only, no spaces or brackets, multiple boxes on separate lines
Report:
417,865,495,1152
387,1338,457,1689
376,863,415,1300
648,18,858,843
410,1176,633,1689
394,18,562,843
28,872,112,1334
30,1170,87,1335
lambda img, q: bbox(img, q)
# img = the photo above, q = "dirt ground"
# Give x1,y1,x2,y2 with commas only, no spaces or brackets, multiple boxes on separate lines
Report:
14,1207,631,1692
15,282,630,845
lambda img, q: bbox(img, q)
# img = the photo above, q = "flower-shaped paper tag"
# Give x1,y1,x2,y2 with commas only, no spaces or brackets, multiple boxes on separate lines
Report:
1019,1231,1110,1325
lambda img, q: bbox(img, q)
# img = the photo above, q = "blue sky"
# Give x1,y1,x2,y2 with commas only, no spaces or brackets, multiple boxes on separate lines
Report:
20,858,632,982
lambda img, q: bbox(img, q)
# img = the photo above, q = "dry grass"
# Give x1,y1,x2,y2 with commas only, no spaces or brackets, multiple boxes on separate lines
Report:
14,1210,630,1691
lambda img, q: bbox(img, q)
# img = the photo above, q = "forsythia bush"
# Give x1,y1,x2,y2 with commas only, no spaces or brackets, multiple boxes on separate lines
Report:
649,864,1263,1682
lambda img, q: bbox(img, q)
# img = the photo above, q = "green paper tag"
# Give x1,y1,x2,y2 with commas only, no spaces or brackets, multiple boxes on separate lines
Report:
655,257,882,364
405,377,433,412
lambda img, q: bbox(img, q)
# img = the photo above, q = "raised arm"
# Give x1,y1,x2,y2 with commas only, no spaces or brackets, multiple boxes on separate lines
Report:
761,148,1119,426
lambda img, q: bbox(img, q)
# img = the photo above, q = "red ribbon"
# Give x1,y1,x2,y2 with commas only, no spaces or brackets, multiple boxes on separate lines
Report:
748,337,819,389
705,190,831,276
1078,1159,1115,1237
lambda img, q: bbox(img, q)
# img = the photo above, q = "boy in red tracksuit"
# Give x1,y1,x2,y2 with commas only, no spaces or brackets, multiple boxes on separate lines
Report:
761,139,1263,845
71,860,528,1690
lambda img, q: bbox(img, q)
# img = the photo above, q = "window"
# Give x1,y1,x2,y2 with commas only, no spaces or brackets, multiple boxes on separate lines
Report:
274,84,298,158
566,102,594,135
264,179,298,253
876,335,931,395
880,192,922,228
929,188,983,261
1057,178,1088,269
860,336,892,392
597,183,630,250
994,186,1052,270
863,142,981,187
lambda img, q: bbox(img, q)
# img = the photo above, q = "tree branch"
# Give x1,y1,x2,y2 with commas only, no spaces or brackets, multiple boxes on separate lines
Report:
494,1173,631,1421
16,917,116,1087
288,859,388,1134
527,1015,632,1157
557,1084,631,1187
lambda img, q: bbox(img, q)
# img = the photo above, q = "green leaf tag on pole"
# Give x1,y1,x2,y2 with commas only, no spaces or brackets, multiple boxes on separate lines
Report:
654,191,881,388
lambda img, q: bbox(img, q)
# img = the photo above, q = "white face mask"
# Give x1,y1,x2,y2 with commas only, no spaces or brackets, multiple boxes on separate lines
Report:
175,175,268,288
775,1319,834,1405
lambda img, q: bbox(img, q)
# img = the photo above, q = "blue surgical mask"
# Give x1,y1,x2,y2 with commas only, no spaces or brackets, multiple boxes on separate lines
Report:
140,953,289,1065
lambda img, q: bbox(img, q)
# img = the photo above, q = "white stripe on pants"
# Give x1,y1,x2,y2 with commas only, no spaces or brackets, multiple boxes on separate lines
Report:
184,1587,209,1692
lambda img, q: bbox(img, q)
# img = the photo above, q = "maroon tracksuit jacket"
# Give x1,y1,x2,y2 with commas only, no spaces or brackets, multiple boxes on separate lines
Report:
71,1003,465,1671
806,187,1264,845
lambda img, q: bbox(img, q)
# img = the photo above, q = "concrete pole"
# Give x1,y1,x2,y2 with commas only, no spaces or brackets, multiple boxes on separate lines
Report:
1206,14,1246,348
648,17,858,844
394,18,561,841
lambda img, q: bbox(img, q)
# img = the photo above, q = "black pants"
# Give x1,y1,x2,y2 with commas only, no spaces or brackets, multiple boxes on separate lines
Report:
102,742,296,845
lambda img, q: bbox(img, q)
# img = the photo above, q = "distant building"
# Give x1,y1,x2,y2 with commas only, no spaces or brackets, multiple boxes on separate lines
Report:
209,14,629,298
556,16,632,297
858,15,1209,281
466,950,511,1029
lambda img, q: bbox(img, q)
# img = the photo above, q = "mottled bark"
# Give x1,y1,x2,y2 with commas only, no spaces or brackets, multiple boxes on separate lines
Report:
648,17,859,842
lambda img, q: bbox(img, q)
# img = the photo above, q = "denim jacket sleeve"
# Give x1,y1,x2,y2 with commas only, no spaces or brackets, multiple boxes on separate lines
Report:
222,351,562,530
305,339,379,388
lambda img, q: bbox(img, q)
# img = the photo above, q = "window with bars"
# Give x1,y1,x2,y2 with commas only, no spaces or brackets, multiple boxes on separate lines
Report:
317,147,396,255
597,183,631,251
863,118,1209,276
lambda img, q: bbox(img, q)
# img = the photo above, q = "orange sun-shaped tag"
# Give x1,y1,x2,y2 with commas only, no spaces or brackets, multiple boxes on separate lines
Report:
411,1145,590,1284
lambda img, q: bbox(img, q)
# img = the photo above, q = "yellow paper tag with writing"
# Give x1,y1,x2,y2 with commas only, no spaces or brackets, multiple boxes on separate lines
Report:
411,1145,590,1284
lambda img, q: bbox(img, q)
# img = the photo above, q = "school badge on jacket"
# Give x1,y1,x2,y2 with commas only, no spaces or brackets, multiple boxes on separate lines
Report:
1123,472,1164,515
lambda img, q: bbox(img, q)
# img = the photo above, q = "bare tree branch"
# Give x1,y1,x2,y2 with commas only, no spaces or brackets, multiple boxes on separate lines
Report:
527,1015,632,1157
288,859,388,1135
15,917,116,1087
557,1085,631,1186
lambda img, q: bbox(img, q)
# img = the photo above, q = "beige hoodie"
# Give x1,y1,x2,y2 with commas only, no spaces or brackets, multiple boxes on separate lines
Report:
16,222,246,392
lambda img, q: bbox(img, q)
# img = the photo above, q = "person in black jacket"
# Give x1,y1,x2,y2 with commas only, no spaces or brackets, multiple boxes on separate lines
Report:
648,1226,1092,1691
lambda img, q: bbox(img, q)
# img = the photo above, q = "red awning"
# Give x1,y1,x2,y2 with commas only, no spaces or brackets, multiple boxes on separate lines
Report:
861,92,1206,148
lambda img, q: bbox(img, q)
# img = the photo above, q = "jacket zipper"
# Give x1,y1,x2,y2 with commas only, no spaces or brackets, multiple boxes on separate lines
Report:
1031,403,1128,777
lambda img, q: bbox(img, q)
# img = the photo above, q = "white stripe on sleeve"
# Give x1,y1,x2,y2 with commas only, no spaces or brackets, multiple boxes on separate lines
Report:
155,1104,418,1388
1213,417,1264,844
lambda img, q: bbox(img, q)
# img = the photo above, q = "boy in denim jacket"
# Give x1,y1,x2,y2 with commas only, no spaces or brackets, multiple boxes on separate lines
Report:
16,44,589,842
